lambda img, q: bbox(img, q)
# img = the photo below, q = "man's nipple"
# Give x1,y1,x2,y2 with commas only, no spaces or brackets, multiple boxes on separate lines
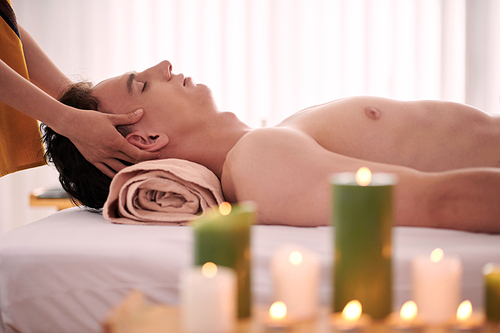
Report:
364,107,381,120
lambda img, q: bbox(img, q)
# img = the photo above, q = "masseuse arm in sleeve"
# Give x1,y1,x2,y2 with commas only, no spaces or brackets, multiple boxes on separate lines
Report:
0,26,157,177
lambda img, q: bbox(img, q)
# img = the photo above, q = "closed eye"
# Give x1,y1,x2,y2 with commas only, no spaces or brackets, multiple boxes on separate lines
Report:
142,81,148,93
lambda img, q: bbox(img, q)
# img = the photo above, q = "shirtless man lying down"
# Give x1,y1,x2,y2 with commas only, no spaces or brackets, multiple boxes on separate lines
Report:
43,60,500,233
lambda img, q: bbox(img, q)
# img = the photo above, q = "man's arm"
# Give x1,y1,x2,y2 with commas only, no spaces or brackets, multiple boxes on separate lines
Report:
223,127,500,233
396,168,500,233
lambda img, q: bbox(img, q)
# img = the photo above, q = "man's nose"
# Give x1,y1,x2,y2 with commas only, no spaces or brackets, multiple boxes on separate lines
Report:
142,60,172,81
157,60,172,80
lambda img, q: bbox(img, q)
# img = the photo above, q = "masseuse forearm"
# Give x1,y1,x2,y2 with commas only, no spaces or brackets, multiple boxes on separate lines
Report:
0,58,69,130
1,25,73,131
19,26,72,99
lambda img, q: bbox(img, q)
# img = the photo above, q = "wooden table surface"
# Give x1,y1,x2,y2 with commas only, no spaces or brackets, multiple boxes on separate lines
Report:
104,304,499,333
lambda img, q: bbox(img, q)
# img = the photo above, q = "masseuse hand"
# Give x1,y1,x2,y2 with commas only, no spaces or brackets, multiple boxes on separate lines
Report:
62,108,158,178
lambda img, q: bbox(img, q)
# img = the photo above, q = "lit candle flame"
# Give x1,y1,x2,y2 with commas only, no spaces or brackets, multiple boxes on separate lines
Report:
456,300,472,322
201,262,218,278
400,300,418,322
289,251,303,265
269,301,287,320
430,248,444,263
341,300,362,322
219,202,232,216
355,167,372,186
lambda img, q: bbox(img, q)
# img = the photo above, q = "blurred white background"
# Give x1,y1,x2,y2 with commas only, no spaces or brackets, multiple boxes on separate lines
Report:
1,0,499,234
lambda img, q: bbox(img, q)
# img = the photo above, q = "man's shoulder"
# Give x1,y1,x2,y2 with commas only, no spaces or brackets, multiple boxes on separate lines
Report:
231,127,283,150
220,126,332,226
223,126,321,183
224,128,281,172
222,127,303,201
228,127,311,157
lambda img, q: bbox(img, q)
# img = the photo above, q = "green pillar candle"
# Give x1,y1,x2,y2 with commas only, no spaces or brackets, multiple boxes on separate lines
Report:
331,168,397,320
484,263,500,322
193,201,256,319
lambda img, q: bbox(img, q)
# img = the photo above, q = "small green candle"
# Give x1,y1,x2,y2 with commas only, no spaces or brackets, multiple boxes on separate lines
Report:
193,201,256,318
331,168,397,320
484,263,500,322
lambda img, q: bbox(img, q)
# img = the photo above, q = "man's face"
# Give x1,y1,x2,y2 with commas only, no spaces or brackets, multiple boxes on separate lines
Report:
92,60,218,136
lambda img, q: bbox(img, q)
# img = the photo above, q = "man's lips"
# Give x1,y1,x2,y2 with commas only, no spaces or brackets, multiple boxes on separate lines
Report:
183,76,192,86
178,73,187,86
176,73,192,86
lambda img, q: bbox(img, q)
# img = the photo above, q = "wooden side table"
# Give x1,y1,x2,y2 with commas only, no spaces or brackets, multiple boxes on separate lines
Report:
30,186,77,211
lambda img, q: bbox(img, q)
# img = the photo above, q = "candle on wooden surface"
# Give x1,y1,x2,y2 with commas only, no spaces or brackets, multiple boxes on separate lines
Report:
180,262,237,333
411,248,463,324
331,168,397,319
400,300,418,323
271,245,321,321
386,300,424,333
330,300,371,332
484,263,500,323
193,201,256,318
451,300,483,332
265,301,290,332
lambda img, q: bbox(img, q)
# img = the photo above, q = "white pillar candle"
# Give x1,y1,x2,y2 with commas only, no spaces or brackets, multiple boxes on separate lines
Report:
270,245,321,321
180,262,237,333
411,248,463,324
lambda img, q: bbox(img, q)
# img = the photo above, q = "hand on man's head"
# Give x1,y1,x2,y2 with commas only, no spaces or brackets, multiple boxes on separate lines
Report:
65,108,159,178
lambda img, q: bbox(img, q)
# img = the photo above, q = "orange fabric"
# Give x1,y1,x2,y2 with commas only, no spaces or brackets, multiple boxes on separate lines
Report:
0,0,45,177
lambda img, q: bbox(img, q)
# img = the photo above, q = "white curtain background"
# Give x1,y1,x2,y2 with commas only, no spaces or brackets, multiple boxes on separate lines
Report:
1,0,499,234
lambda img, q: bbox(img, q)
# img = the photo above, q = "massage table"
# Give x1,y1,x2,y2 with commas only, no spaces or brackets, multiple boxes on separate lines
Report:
0,207,499,332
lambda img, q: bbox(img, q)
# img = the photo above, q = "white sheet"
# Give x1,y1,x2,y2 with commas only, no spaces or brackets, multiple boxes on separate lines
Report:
1,207,499,333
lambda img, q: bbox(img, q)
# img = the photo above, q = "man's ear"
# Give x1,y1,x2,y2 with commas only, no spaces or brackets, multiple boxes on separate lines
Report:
125,131,169,152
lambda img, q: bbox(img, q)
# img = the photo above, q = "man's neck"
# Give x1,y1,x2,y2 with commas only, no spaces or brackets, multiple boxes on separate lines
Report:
161,111,252,179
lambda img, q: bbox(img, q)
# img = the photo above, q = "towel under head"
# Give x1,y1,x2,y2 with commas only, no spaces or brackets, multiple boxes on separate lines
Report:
103,159,225,225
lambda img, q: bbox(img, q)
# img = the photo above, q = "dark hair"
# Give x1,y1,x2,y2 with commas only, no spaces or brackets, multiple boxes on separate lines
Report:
42,82,111,211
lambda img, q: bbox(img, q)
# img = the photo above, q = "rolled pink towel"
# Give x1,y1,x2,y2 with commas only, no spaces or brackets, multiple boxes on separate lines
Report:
103,159,224,225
